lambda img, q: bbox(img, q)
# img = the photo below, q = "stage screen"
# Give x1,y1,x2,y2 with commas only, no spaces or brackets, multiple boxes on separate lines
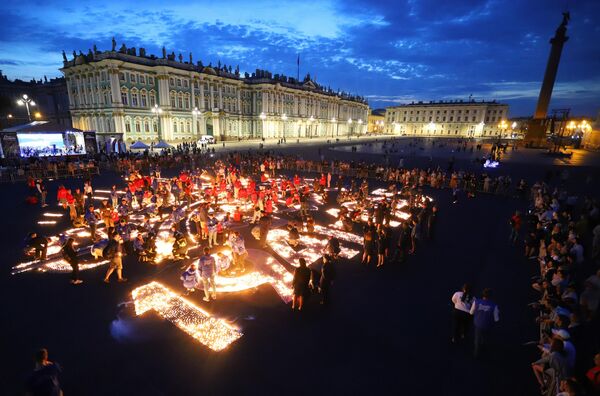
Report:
17,132,86,157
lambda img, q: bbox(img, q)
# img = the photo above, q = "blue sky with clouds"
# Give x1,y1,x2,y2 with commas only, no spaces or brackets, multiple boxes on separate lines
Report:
0,0,598,116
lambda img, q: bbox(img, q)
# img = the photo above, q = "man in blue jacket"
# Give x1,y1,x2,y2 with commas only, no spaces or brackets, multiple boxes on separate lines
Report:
470,288,500,358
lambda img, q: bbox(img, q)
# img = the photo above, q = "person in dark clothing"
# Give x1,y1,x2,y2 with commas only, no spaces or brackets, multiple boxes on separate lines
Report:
25,348,62,396
292,257,311,311
362,221,376,265
26,233,48,260
377,228,389,267
451,283,473,343
319,255,336,305
325,236,341,258
258,211,272,248
61,237,82,285
470,288,500,357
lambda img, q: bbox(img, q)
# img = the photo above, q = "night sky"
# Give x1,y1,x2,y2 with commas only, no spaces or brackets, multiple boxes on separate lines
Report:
1,0,598,116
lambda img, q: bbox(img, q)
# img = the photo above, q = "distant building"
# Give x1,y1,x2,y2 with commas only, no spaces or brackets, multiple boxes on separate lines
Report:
0,71,71,129
60,43,369,146
367,109,385,134
384,100,509,137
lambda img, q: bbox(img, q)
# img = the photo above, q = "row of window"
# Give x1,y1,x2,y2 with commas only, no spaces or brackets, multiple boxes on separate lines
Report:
120,89,157,108
119,72,155,86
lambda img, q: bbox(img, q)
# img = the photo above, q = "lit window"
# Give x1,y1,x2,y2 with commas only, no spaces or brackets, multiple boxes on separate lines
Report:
121,92,128,105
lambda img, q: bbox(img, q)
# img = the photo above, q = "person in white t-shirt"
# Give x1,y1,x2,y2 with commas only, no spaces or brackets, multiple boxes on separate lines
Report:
451,283,474,343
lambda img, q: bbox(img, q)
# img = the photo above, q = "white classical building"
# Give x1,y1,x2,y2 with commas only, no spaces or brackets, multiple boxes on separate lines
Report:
385,100,510,138
61,45,369,147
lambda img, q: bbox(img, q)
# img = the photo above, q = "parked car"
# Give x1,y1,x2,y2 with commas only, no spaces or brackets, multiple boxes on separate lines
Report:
198,135,215,144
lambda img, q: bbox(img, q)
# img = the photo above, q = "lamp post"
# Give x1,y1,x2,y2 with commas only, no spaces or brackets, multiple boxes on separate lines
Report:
192,107,200,140
151,104,163,141
498,120,508,140
17,94,36,122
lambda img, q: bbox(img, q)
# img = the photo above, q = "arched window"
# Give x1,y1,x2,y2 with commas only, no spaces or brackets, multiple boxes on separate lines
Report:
131,89,139,107
125,118,131,132
173,120,178,133
180,122,184,133
178,93,184,109
153,121,158,133
135,118,141,133
144,120,150,133
149,91,156,107
140,90,148,107
170,92,176,108
121,88,128,105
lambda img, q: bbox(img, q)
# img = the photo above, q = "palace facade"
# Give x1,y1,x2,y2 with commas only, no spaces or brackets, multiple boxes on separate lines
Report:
61,44,369,145
385,100,509,138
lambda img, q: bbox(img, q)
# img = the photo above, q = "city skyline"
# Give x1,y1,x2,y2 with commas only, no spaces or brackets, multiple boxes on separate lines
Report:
1,0,599,117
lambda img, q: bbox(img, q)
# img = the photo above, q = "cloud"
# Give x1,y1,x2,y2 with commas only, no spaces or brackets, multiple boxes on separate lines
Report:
0,0,598,116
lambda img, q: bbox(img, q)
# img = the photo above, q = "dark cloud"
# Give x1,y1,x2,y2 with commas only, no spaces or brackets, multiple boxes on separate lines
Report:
0,0,598,116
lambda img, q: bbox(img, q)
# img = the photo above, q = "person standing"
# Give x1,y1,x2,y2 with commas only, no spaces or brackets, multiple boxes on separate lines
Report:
509,210,521,244
36,179,48,208
103,234,127,283
110,185,119,208
207,212,218,248
25,348,62,396
228,231,248,273
319,255,336,305
61,237,82,285
451,283,473,343
292,258,311,311
84,204,100,242
470,288,499,357
198,247,217,302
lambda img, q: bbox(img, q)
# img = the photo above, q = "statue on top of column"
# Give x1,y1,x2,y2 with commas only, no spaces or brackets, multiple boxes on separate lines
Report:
111,37,116,51
561,12,570,27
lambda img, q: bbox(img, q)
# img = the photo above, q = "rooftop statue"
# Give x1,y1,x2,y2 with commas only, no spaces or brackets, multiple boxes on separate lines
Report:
178,53,183,63
189,53,193,64
62,50,67,62
111,37,116,51
162,46,166,59
93,44,98,54
119,44,127,53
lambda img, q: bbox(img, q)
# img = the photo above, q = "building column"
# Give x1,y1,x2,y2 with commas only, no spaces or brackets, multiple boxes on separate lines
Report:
199,80,205,111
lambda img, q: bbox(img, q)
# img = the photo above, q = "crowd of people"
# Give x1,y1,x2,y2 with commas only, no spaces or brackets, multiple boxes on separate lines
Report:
18,137,600,395
510,181,600,395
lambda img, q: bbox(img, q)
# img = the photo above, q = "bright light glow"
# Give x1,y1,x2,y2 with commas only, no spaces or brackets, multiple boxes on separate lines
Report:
37,220,57,225
132,281,242,351
43,212,63,217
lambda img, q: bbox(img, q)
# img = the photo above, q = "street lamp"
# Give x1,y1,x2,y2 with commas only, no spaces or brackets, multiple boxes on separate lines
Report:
151,104,163,140
497,120,508,139
17,94,36,122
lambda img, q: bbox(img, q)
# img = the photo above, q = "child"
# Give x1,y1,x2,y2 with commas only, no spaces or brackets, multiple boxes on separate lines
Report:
181,262,201,295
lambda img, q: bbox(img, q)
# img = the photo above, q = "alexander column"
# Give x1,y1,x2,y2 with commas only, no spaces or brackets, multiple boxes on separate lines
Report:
526,12,570,146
